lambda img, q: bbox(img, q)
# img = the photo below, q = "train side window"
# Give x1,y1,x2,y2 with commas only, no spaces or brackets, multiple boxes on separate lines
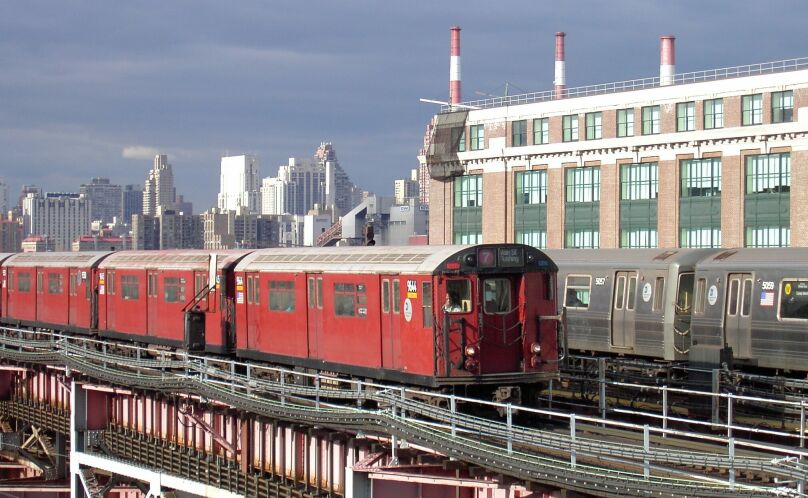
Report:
7,272,12,293
48,272,63,294
245,277,253,304
392,280,401,314
564,275,590,309
676,273,695,315
445,279,472,313
626,276,637,311
652,277,665,312
483,278,511,314
334,283,356,317
17,272,30,292
780,280,808,320
422,282,433,327
695,278,706,314
37,272,43,293
614,276,625,310
147,274,157,298
741,278,752,317
195,274,207,296
316,277,323,310
164,277,184,303
382,280,390,314
69,273,77,296
728,279,739,316
307,277,315,309
107,272,115,295
122,275,139,300
269,281,295,312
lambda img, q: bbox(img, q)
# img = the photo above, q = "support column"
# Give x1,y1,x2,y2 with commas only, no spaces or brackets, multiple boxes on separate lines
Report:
345,467,372,498
70,380,87,498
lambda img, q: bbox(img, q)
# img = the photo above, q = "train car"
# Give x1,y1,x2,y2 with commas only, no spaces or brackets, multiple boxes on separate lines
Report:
545,248,719,361
0,252,111,333
97,250,253,352
234,244,559,388
0,253,17,319
690,248,808,371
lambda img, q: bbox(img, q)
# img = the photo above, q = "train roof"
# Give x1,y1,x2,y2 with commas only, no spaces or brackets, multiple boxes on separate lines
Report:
696,248,808,269
544,248,720,269
0,254,15,265
3,251,112,268
235,244,556,274
98,250,254,271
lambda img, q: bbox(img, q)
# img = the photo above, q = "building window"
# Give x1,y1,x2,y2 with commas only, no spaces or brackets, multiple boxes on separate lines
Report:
511,120,527,147
676,101,695,132
470,124,485,150
515,170,547,205
772,90,794,123
454,175,482,207
121,275,139,300
745,153,790,247
704,98,723,129
642,106,660,135
164,277,185,303
533,117,549,144
680,158,722,248
562,114,579,142
742,94,762,125
453,175,482,244
515,170,547,249
585,112,602,140
617,108,634,137
334,283,367,317
565,167,600,249
269,280,295,312
451,126,466,152
620,163,658,248
516,230,547,249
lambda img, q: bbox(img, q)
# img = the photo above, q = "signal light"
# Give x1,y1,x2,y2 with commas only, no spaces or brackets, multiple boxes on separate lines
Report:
465,345,477,357
463,253,477,267
530,342,541,354
446,262,461,270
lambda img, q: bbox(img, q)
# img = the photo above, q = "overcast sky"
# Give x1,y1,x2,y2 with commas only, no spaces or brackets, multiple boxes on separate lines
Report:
2,1,807,210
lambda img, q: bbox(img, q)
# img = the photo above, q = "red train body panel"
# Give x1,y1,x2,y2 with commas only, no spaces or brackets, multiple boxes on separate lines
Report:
0,244,560,390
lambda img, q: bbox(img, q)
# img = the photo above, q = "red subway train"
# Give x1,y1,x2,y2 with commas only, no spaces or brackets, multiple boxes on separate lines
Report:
0,245,560,389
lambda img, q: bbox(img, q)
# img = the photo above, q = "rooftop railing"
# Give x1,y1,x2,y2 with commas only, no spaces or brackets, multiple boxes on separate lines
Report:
440,57,808,113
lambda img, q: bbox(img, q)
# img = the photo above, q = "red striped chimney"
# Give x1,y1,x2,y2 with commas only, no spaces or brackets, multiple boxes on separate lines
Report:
553,32,566,99
660,35,675,86
449,26,461,105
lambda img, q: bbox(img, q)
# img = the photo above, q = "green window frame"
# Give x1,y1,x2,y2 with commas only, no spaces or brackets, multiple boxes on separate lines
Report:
772,90,794,123
565,167,600,249
454,175,482,207
642,106,660,135
620,162,658,200
453,175,482,244
451,126,466,152
746,153,790,194
515,170,547,205
511,120,527,147
704,98,723,129
620,163,658,248
533,117,549,144
617,108,634,137
745,153,790,247
676,101,695,132
562,114,578,142
470,124,485,150
566,166,600,203
515,170,547,249
585,112,602,140
681,158,721,197
680,158,722,248
742,94,762,125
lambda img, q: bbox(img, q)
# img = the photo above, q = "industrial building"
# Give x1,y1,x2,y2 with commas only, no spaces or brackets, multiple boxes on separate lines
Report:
421,30,808,249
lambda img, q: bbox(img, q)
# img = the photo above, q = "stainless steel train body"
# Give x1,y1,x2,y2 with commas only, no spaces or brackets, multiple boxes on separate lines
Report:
545,249,719,361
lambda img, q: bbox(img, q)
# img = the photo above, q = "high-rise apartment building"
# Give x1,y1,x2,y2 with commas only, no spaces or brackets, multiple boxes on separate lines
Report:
121,184,143,222
394,169,420,204
318,142,363,216
22,192,91,251
0,178,8,215
80,177,122,224
143,154,176,216
218,154,261,214
0,213,22,252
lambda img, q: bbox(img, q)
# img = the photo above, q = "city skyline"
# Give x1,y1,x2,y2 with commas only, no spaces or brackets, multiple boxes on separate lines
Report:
3,1,808,208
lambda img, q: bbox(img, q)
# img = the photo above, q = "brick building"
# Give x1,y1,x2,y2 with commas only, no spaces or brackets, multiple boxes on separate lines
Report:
421,55,808,249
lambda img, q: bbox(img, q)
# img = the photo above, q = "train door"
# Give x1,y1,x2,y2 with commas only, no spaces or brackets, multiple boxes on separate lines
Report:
724,273,753,358
306,274,324,359
244,273,261,350
611,271,637,349
68,269,79,326
380,276,402,369
36,268,44,323
147,271,159,337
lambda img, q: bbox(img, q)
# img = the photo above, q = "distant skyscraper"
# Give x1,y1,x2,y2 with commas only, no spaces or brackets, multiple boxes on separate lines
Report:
121,184,143,222
217,154,261,213
317,142,362,216
394,169,420,204
80,177,122,224
261,157,326,216
143,154,176,216
0,178,7,214
22,192,91,251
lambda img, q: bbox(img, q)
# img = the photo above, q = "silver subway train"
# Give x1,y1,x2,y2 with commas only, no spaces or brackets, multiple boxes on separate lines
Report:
545,248,808,372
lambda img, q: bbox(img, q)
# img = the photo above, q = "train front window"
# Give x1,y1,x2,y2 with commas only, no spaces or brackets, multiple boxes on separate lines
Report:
483,279,511,314
564,275,591,309
676,273,694,314
780,280,808,320
444,279,471,313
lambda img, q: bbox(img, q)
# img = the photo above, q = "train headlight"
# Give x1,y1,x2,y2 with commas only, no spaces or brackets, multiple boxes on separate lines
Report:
464,345,477,357
530,342,542,354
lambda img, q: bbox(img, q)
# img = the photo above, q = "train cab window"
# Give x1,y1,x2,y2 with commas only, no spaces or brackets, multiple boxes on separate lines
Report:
422,282,433,327
676,273,694,315
17,272,30,292
652,277,665,312
780,280,808,320
626,276,637,311
694,278,706,314
445,279,471,313
269,281,295,312
483,279,511,314
564,275,590,309
164,277,185,303
121,275,139,300
48,273,63,294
